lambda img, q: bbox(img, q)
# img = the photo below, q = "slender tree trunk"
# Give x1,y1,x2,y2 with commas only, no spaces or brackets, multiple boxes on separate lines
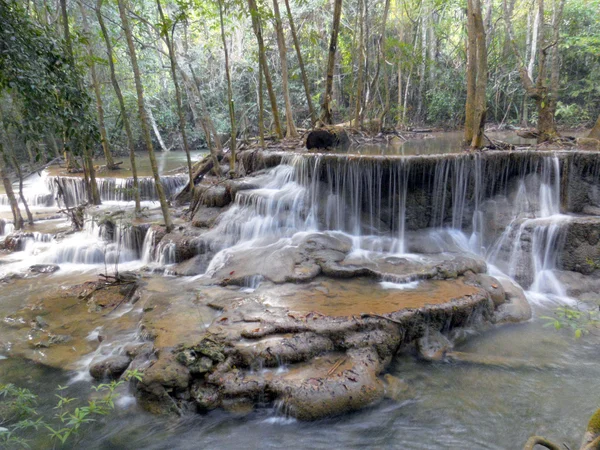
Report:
84,145,101,204
96,0,141,212
79,2,115,169
354,0,365,127
368,0,390,119
10,153,34,225
283,0,316,126
589,115,600,140
247,0,283,138
503,0,560,143
62,0,100,202
320,0,343,124
258,61,265,148
48,135,61,159
117,0,172,231
464,1,477,143
217,0,237,175
272,0,297,138
416,3,427,121
0,146,23,230
156,0,194,191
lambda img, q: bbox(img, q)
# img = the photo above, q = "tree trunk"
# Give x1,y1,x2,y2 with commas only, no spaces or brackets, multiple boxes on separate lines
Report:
464,0,477,143
79,2,116,169
156,0,194,191
368,0,390,121
10,153,34,225
0,147,23,230
117,0,172,231
272,0,297,138
589,115,600,140
247,0,283,138
96,0,141,213
62,0,100,201
503,0,561,143
320,0,343,125
258,60,265,148
283,0,316,126
471,0,488,149
217,0,237,175
354,0,365,127
84,145,101,205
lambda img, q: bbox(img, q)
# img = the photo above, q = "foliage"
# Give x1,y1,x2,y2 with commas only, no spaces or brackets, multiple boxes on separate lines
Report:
0,370,141,448
0,0,97,158
541,304,600,339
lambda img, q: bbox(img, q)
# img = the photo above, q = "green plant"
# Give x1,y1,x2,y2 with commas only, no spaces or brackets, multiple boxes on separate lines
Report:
541,304,600,339
0,370,142,448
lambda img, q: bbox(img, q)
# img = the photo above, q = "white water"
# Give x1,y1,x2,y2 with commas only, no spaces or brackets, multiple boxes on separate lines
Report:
0,153,584,310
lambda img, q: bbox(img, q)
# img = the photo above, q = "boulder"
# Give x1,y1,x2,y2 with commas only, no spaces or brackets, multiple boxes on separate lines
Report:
493,277,532,324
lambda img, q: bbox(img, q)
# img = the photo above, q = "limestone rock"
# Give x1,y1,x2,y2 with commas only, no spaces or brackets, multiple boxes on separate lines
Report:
89,355,132,380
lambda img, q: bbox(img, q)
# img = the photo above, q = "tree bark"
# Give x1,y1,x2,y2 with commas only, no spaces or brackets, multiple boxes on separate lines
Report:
79,2,116,169
117,0,172,231
320,0,343,125
10,153,34,225
0,146,23,230
589,115,600,140
503,0,564,143
217,0,237,175
247,0,283,138
464,0,477,143
258,60,265,148
471,0,488,149
156,0,194,191
354,0,365,127
283,0,316,126
272,0,297,138
96,0,141,213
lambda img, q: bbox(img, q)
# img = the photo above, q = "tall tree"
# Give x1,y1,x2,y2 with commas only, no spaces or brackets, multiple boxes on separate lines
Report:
117,0,173,231
60,0,101,205
272,0,297,138
78,1,116,170
95,0,141,213
283,0,316,126
156,0,194,192
320,0,343,125
504,0,566,143
247,0,283,138
464,0,488,148
217,0,237,175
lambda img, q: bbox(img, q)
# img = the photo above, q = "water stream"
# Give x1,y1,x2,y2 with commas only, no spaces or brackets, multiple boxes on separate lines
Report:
1,141,600,448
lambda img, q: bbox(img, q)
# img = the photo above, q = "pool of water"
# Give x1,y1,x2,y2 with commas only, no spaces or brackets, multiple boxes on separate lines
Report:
2,299,596,449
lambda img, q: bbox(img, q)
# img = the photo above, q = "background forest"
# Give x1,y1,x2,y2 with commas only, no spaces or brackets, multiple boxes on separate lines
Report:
0,0,599,162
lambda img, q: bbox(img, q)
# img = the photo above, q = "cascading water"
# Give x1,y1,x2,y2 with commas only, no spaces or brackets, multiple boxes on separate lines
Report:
200,151,585,302
50,175,187,207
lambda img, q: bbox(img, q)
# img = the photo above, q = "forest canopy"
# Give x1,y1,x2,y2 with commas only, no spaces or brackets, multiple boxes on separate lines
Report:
0,0,599,162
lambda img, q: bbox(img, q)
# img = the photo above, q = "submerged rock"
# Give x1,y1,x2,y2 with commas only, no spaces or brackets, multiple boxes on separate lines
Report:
90,355,132,380
29,264,60,274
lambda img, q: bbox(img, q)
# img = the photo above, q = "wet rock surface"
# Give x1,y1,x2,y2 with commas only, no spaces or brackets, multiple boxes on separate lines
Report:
132,237,524,420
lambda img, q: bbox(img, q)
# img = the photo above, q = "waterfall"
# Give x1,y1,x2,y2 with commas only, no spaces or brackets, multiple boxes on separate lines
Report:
49,175,187,207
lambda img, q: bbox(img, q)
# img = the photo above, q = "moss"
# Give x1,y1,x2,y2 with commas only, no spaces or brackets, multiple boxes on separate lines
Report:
587,408,600,435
